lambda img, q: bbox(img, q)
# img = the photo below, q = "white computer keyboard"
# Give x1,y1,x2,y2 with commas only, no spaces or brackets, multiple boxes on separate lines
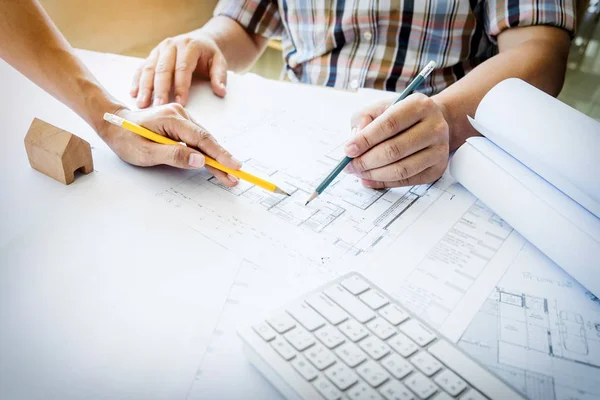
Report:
238,272,524,400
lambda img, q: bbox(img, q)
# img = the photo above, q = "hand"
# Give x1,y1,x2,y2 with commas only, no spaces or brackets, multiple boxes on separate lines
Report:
344,94,450,189
100,103,241,187
130,34,227,108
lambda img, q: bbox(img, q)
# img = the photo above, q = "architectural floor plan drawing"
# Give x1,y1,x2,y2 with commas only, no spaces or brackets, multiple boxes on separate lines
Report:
156,155,444,273
458,243,600,400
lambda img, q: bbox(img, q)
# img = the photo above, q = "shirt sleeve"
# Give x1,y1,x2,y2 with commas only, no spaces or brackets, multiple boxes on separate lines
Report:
214,0,284,39
483,0,576,43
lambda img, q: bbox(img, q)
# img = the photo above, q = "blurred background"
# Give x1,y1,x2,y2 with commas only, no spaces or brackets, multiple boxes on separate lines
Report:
40,0,600,118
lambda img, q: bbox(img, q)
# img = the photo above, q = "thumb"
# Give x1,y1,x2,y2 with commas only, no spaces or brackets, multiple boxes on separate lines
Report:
209,52,228,98
150,143,206,169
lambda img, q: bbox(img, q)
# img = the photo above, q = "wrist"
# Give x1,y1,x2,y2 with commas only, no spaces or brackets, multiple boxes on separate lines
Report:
431,93,459,151
82,84,127,140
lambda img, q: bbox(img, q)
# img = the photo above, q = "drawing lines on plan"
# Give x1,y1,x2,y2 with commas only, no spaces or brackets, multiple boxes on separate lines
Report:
459,287,600,400
157,158,435,256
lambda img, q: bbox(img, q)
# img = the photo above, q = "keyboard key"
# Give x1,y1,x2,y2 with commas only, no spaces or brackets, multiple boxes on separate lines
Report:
379,304,409,326
287,302,326,331
433,369,468,396
325,362,359,390
399,320,436,347
325,285,376,323
360,290,389,310
356,359,390,387
379,380,416,400
335,341,368,367
410,352,442,376
348,381,384,400
291,356,318,381
459,389,487,400
305,343,337,370
270,337,296,361
307,293,349,325
339,318,370,342
359,335,391,360
267,313,296,334
431,393,453,400
405,372,438,399
388,333,418,357
252,322,276,341
341,275,370,295
367,317,397,340
313,376,343,400
284,326,315,351
315,325,346,349
381,353,413,379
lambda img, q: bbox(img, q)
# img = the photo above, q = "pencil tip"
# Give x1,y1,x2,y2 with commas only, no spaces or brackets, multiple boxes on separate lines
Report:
274,187,290,196
304,191,318,206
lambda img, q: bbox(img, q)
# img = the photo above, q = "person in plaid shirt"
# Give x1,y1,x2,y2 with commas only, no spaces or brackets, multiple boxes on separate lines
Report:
132,0,574,188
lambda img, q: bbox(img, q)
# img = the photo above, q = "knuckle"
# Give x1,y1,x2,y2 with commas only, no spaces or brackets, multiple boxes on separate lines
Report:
419,95,435,111
381,115,399,134
155,61,173,74
354,157,368,172
197,128,212,142
394,163,411,180
169,103,185,114
384,142,401,162
162,38,174,47
170,146,186,163
181,36,193,46
435,119,449,136
175,62,191,72
142,63,155,73
358,134,371,149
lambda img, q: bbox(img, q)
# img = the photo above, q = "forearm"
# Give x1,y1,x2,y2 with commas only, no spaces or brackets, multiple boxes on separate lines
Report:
0,0,121,134
190,16,269,72
433,26,570,151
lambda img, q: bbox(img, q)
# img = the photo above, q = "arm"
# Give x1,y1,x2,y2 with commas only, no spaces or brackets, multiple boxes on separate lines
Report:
0,0,117,134
344,26,571,189
198,16,269,72
0,0,241,185
434,26,571,151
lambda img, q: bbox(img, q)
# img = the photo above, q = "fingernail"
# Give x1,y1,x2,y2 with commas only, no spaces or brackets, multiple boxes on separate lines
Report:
232,157,242,167
153,97,163,106
344,163,355,174
345,143,359,157
188,153,205,168
351,127,357,137
175,95,182,104
227,174,239,184
219,82,226,90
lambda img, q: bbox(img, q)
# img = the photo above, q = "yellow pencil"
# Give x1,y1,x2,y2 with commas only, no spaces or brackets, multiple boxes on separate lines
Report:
103,113,289,196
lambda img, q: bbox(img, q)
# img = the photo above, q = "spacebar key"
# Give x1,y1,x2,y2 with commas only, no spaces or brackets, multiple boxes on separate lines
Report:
324,285,375,323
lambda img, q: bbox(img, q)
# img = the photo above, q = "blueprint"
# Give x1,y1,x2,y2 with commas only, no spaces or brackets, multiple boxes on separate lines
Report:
151,73,454,277
459,243,600,400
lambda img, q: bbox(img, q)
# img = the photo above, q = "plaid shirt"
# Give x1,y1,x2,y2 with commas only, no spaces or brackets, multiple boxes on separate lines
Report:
215,0,574,95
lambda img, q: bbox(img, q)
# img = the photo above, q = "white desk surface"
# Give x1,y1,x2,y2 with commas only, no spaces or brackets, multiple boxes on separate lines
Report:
0,50,282,399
